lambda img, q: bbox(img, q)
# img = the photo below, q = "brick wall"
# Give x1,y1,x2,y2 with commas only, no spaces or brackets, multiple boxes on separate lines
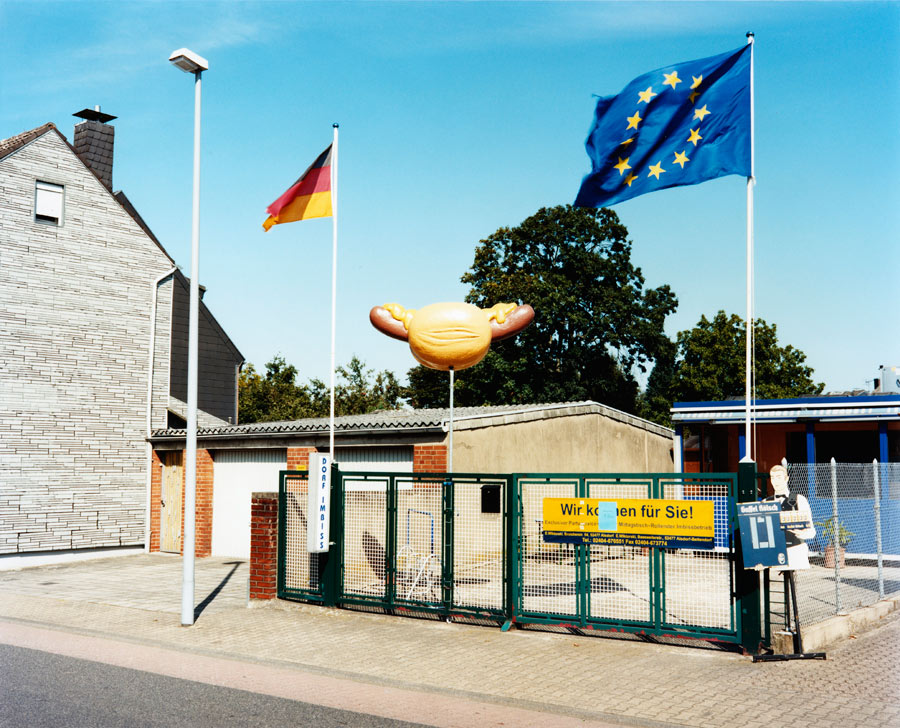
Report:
194,449,214,557
287,446,317,471
149,450,162,552
149,447,213,557
413,443,448,473
249,492,278,599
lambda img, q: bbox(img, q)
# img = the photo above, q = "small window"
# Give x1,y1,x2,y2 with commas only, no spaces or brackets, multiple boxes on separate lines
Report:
167,411,187,429
35,181,64,225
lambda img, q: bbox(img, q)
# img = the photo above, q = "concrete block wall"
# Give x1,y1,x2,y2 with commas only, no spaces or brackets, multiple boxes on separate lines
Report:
150,277,174,430
249,492,278,600
0,130,175,555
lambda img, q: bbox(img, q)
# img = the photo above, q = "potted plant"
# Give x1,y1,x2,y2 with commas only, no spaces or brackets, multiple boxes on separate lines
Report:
815,516,854,568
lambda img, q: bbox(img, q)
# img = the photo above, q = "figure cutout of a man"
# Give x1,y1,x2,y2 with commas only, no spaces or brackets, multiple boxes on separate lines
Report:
766,464,815,571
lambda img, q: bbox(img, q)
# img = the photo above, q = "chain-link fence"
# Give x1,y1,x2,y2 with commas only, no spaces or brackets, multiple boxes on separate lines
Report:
783,460,900,627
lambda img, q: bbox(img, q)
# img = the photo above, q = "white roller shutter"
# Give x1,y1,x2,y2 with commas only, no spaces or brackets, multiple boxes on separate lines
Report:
335,446,413,472
212,449,286,559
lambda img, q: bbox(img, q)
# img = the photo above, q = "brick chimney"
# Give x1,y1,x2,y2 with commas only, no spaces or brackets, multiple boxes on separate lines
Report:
73,107,117,191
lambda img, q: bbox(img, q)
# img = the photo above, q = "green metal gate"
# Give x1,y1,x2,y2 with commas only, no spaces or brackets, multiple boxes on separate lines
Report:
512,473,739,642
279,469,511,620
278,469,743,645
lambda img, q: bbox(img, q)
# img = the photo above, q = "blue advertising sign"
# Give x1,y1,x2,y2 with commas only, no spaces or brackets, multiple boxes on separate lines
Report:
737,502,787,569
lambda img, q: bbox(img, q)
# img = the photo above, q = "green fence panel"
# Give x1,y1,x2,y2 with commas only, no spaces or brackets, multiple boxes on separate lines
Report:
512,472,741,644
277,468,742,645
278,469,326,603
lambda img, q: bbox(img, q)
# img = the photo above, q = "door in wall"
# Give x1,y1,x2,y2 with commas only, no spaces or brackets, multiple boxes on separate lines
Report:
160,451,183,553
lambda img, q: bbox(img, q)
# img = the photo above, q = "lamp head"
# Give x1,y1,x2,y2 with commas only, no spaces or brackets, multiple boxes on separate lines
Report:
169,48,208,74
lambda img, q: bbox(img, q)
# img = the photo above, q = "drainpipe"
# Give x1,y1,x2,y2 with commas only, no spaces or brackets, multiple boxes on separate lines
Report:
145,267,178,552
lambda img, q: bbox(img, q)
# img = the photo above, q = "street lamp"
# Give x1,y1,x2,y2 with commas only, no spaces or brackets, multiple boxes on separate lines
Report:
169,47,208,627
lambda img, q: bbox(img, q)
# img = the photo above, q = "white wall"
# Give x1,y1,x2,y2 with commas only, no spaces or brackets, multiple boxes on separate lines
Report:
212,449,286,559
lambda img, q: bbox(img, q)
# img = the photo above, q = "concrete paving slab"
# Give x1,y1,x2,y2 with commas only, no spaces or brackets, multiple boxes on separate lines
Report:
0,554,898,727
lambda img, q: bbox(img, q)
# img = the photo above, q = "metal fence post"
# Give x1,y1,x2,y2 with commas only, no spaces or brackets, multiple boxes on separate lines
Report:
502,474,519,631
442,477,455,615
277,471,287,599
322,464,343,607
830,457,842,614
736,461,762,652
873,459,884,600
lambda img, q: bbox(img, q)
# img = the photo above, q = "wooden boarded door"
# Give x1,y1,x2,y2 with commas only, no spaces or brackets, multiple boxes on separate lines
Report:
160,451,183,553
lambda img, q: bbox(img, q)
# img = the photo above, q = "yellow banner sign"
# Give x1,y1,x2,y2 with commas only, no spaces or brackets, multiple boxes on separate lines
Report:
541,498,716,549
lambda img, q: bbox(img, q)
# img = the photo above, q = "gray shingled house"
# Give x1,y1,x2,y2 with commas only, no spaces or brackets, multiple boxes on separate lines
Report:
0,110,243,567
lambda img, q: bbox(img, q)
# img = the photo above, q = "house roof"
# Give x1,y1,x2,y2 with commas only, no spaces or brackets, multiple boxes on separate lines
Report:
0,122,61,161
2,120,242,364
149,400,673,443
671,393,900,424
1,123,177,267
170,269,244,364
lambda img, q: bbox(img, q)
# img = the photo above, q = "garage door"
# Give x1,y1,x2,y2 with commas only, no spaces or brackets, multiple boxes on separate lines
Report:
212,449,286,559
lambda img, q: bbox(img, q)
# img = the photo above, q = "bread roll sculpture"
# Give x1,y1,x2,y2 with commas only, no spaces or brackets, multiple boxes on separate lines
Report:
369,301,534,371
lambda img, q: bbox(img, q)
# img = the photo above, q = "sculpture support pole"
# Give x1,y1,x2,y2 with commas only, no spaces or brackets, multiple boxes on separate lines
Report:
448,367,454,474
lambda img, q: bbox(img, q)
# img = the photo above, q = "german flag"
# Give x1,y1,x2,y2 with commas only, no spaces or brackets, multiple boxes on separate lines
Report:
263,144,333,231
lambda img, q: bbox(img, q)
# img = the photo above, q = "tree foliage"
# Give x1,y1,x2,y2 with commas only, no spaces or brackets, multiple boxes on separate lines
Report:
639,311,824,425
406,205,678,412
239,355,402,424
238,356,320,423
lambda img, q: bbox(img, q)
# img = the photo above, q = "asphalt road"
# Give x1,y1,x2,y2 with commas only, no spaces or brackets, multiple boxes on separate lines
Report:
0,644,430,728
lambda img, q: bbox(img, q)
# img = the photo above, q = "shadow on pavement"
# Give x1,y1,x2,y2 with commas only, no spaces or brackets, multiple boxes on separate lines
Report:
194,561,243,620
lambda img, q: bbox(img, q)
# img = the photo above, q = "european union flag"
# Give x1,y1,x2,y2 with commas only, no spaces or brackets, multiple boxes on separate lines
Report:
575,44,751,209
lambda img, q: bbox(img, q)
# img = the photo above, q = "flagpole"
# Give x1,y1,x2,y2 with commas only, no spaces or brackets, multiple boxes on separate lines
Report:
742,31,755,463
330,123,339,460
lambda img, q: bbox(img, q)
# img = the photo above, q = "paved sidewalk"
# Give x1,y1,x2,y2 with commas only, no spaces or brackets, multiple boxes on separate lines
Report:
1,554,898,727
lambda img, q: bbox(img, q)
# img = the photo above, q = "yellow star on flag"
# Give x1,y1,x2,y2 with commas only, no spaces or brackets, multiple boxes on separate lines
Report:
673,150,689,168
624,173,638,187
626,111,643,130
613,156,632,175
663,71,681,89
648,162,665,180
621,137,634,146
693,105,711,121
637,86,657,104
690,75,703,89
689,89,701,104
687,128,702,146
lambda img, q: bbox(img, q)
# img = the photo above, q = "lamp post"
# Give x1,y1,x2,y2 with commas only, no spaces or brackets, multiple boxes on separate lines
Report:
169,47,208,627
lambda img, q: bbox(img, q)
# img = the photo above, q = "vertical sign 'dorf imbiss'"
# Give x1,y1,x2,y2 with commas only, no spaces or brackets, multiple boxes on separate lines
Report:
307,453,332,553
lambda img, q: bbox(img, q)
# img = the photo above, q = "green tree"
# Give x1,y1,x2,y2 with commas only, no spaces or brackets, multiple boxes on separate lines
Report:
406,205,678,412
331,355,403,415
238,356,322,424
639,311,825,425
239,355,402,424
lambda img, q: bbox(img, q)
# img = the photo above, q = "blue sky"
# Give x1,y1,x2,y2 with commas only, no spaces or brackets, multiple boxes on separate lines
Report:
2,1,898,395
